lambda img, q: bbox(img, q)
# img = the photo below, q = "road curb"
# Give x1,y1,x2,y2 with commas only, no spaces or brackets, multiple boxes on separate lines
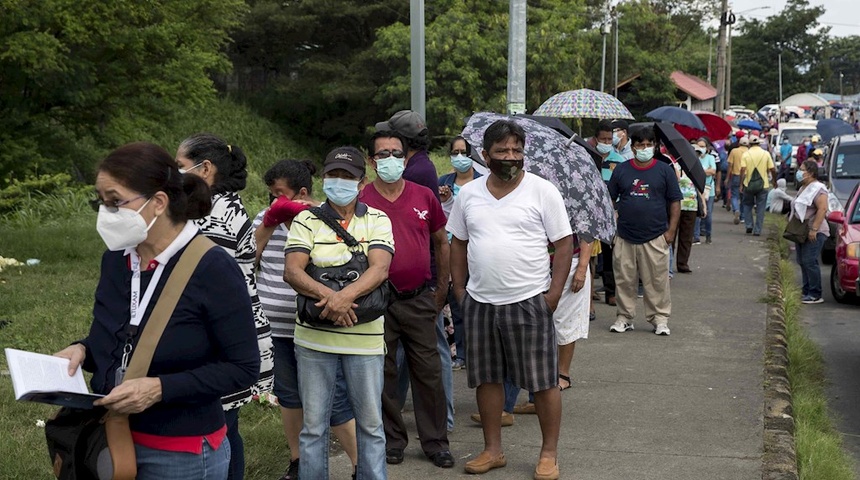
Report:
762,229,799,480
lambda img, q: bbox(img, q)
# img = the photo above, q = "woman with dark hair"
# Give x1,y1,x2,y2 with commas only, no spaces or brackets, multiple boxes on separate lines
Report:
438,136,482,218
790,160,830,304
55,142,260,479
176,133,274,480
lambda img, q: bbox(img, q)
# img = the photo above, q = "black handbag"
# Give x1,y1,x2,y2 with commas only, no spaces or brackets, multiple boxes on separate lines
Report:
782,215,811,244
296,206,390,328
45,236,216,480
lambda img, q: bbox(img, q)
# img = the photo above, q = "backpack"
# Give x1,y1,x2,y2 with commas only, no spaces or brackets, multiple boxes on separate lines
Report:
745,152,766,195
746,166,765,195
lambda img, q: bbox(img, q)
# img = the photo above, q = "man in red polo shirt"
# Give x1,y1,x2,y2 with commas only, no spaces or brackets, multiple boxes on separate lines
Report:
360,129,454,469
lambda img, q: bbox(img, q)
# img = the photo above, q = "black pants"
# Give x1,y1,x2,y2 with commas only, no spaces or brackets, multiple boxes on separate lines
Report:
601,240,615,298
381,290,449,456
225,408,244,480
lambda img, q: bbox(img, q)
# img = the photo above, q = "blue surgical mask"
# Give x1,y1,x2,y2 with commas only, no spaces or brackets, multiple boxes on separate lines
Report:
375,156,405,183
612,133,621,146
596,143,613,154
635,147,654,162
795,170,804,183
323,178,360,206
450,154,473,173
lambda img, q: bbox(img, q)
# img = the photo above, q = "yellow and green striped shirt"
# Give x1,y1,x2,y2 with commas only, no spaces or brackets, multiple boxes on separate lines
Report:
285,202,394,355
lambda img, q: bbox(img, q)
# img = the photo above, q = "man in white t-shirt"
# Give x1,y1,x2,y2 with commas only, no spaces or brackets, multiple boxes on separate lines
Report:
448,120,573,480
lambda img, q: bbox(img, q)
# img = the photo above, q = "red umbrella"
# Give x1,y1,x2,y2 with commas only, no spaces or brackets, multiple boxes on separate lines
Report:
675,111,733,141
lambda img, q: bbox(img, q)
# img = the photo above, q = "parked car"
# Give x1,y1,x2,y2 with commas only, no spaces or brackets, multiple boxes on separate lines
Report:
827,181,860,303
823,134,860,263
777,119,819,174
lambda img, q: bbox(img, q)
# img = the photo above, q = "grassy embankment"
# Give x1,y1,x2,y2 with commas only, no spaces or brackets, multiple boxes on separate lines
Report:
767,214,855,479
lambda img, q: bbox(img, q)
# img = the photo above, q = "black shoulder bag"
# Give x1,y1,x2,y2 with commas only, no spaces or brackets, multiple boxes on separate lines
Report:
296,206,390,328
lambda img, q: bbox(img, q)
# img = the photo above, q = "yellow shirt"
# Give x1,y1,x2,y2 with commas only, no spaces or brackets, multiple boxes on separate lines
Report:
740,146,775,189
727,146,748,176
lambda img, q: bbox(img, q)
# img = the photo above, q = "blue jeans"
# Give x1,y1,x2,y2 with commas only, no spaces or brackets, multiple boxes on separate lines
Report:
436,312,455,430
743,189,768,234
694,196,715,238
730,176,741,213
296,346,387,480
668,245,675,279
502,379,522,413
135,438,230,480
272,337,354,425
796,233,826,298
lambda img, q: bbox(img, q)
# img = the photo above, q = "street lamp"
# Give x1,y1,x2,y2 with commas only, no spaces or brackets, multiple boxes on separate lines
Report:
726,6,770,108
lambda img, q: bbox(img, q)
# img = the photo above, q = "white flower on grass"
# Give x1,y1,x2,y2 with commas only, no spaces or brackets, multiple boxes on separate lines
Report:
36,419,45,428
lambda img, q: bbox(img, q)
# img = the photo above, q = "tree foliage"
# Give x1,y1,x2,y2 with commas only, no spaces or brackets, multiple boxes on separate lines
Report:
0,0,244,184
730,0,830,108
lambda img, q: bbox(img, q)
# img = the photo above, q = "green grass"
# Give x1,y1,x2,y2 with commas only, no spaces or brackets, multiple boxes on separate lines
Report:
767,215,856,479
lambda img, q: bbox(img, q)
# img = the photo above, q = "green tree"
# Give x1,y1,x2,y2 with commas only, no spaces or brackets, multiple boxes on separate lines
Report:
372,0,590,138
227,0,408,149
822,36,860,96
730,0,830,107
0,0,243,184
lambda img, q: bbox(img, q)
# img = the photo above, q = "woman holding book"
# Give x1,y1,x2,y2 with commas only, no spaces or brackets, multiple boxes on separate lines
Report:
55,142,260,480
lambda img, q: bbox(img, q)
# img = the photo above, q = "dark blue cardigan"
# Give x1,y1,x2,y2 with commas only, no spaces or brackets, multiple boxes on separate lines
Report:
80,236,260,436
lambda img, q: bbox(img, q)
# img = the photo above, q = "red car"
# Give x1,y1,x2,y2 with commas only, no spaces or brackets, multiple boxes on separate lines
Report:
828,181,860,303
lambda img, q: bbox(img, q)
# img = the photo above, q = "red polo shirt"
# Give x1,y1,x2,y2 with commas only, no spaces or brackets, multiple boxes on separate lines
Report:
361,181,446,292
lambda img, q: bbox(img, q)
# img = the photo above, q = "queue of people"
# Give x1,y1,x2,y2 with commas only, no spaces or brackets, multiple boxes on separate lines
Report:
55,106,829,480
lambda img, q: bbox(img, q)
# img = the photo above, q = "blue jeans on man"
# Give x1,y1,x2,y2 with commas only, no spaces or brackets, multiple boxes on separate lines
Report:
742,189,768,235
730,176,741,214
296,346,387,480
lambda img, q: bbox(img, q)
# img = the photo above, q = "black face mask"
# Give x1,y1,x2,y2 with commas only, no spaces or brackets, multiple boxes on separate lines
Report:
488,159,524,182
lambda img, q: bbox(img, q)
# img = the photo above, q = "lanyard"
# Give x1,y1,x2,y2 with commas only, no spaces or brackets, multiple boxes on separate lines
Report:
117,251,166,384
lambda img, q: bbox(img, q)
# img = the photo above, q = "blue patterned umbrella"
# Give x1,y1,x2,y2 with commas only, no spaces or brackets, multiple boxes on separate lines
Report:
461,112,616,243
533,89,634,120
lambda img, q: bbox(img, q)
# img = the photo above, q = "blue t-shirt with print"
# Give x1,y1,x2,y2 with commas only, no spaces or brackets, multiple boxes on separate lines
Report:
699,153,717,196
608,159,683,244
601,150,628,182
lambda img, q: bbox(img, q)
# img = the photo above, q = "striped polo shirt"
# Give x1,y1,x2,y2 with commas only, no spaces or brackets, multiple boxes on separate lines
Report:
285,202,394,355
252,210,297,338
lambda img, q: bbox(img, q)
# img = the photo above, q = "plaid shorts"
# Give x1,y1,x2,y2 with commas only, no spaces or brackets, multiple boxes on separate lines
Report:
463,292,558,392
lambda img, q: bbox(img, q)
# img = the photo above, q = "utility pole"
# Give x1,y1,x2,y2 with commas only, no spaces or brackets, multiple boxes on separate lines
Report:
612,6,619,98
600,0,610,92
778,53,783,105
715,0,728,114
726,16,734,109
707,34,713,85
409,0,425,118
507,0,527,114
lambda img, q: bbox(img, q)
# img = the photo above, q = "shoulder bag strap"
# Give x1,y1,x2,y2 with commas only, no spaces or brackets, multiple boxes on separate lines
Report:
308,206,360,248
124,235,216,380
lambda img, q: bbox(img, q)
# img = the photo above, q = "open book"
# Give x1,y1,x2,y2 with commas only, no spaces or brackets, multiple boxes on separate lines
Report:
5,348,103,409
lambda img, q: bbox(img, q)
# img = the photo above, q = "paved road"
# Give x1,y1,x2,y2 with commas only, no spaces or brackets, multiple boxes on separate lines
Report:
327,206,768,479
798,262,860,478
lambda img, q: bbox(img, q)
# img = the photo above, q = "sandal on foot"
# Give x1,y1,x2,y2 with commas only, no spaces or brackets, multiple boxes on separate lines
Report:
558,374,571,391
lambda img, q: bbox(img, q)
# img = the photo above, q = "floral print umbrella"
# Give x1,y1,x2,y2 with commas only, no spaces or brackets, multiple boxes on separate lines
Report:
462,112,616,243
533,89,634,120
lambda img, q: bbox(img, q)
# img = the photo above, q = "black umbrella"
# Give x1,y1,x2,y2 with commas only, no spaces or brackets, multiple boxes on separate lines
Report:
816,119,855,143
629,122,706,193
518,114,602,170
646,106,707,131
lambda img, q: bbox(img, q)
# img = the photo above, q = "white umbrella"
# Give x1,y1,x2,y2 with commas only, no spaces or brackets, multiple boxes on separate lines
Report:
781,93,829,108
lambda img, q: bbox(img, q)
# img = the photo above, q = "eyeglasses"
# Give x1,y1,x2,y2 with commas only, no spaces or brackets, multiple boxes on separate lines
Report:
89,194,149,213
372,150,405,159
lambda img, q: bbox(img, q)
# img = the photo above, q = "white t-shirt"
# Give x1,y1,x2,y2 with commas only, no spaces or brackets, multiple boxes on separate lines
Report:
447,172,573,305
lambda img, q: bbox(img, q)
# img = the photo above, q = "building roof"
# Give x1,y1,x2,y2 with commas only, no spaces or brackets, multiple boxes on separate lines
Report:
670,71,717,101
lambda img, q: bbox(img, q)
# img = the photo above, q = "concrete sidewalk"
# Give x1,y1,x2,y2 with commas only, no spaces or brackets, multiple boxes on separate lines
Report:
332,206,769,479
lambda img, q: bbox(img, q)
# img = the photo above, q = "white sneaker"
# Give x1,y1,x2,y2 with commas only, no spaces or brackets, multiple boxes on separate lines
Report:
609,319,634,333
654,324,671,336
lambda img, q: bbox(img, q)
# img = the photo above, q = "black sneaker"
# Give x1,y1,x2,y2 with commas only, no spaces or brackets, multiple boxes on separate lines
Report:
706,236,712,244
279,458,299,480
386,448,404,465
429,450,455,468
746,228,753,234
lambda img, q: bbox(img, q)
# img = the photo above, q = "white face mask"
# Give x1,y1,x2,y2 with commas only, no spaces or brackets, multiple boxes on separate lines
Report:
96,198,157,251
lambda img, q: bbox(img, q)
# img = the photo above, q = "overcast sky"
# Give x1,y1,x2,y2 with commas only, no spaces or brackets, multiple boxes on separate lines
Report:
735,0,858,37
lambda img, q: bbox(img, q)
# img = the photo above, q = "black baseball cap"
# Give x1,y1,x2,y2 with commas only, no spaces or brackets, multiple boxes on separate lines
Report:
610,119,629,130
323,146,366,178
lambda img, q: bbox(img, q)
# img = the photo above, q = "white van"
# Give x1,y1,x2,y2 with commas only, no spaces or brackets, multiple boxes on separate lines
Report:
776,119,819,169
